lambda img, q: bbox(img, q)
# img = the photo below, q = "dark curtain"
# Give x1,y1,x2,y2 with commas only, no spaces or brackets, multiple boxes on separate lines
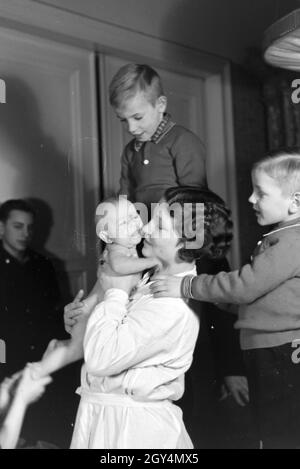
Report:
246,48,300,152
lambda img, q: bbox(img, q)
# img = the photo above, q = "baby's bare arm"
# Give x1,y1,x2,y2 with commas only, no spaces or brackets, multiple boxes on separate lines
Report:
109,253,158,275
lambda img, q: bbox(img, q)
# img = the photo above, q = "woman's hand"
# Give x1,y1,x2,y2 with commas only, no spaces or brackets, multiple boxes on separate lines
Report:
64,289,85,334
150,275,182,298
71,314,89,342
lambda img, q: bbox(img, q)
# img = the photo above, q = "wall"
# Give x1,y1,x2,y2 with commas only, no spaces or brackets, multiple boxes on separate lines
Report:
34,0,300,63
231,63,266,262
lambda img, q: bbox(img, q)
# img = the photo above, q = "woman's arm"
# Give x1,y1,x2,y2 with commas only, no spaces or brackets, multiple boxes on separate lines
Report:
84,287,198,377
64,282,103,335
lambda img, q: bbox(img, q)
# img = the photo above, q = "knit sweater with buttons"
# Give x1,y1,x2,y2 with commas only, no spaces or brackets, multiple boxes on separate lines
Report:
191,218,300,350
119,123,207,208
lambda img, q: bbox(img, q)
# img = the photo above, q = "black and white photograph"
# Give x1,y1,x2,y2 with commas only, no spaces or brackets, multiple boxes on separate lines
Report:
0,0,300,452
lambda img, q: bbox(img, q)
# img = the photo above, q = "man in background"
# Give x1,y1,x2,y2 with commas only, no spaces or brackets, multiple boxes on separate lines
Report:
0,199,75,447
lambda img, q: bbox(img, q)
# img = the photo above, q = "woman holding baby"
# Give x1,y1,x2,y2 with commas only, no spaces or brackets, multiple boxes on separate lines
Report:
64,186,232,449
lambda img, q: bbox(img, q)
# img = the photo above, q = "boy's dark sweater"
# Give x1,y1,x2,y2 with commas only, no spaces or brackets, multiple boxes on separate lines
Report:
120,124,207,207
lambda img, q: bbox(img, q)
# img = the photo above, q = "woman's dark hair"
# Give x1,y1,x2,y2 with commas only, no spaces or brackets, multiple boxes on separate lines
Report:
164,186,233,262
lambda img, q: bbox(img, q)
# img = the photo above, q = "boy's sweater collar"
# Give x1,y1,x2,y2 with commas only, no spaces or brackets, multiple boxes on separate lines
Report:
264,217,300,237
134,113,175,152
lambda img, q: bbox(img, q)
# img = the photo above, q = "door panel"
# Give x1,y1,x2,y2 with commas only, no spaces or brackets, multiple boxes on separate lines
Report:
0,28,99,297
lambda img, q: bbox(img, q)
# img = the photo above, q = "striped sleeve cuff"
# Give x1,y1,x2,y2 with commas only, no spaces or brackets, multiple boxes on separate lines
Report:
181,275,196,298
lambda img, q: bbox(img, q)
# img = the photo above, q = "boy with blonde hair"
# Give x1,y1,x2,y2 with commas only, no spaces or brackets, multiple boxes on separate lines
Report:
109,63,207,210
152,150,300,448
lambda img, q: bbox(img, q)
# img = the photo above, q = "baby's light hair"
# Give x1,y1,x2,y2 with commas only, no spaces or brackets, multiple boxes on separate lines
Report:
95,197,119,237
109,63,164,108
252,149,300,195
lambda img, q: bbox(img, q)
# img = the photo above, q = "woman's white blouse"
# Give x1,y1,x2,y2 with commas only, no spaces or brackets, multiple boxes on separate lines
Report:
81,267,199,402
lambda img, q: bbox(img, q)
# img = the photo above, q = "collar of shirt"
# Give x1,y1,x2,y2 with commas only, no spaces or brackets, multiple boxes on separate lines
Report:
133,113,176,152
0,241,31,266
251,216,300,260
263,216,300,238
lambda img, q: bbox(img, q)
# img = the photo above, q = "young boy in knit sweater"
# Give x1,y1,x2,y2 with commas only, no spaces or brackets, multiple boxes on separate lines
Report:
151,150,300,449
109,63,207,210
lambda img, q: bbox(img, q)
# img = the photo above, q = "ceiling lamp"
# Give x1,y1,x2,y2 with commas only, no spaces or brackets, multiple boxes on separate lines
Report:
264,9,300,71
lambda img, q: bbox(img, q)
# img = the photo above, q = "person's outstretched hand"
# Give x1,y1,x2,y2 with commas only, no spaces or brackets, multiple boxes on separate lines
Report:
0,373,21,412
17,364,52,406
150,275,182,298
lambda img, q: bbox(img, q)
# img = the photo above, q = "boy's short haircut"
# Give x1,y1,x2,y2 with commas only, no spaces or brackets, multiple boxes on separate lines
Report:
0,199,35,223
109,64,164,108
253,149,300,195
